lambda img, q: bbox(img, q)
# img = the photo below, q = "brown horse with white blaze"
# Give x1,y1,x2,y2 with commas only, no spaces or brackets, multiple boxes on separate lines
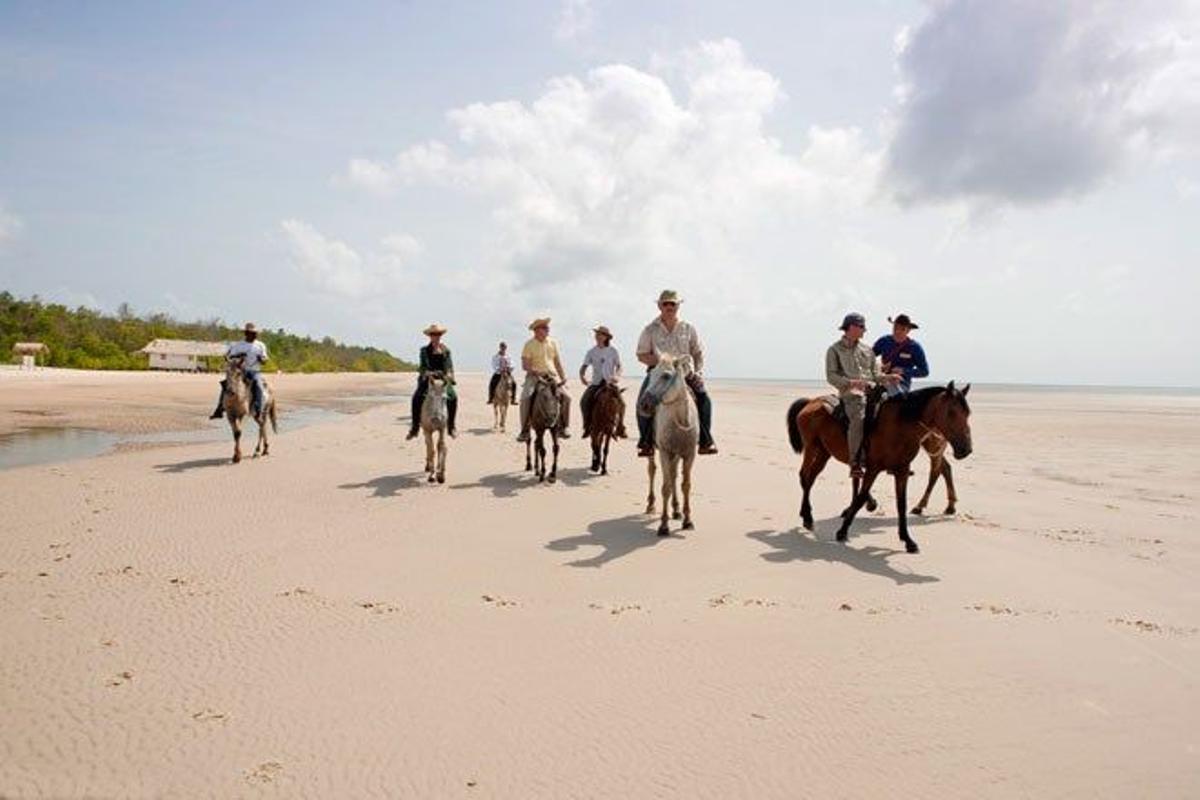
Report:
786,382,973,553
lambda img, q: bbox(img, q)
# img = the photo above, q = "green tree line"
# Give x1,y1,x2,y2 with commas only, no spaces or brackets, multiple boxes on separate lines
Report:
0,292,415,373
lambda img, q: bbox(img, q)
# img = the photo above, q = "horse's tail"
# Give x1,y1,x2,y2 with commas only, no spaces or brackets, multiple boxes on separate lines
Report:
268,401,278,433
786,397,809,454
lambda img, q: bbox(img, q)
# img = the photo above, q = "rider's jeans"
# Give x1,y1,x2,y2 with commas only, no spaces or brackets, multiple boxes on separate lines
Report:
245,370,265,414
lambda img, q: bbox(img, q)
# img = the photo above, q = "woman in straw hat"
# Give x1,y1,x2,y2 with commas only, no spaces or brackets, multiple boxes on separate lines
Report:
579,325,627,439
407,324,458,439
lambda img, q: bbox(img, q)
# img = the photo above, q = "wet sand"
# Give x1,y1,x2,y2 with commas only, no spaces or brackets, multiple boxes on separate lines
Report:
1,373,1198,797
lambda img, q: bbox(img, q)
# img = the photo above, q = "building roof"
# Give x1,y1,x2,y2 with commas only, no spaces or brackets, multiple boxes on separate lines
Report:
12,342,49,354
139,339,227,357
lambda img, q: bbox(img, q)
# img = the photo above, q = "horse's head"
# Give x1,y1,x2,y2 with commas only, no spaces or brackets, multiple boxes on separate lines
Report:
422,372,448,426
929,381,973,459
639,354,692,416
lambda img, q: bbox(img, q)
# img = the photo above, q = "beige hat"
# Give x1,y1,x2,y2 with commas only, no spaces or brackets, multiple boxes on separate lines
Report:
657,290,681,304
243,322,258,333
528,317,551,331
423,323,447,336
593,325,613,340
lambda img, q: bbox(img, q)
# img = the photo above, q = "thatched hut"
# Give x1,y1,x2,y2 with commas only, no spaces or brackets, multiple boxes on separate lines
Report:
12,342,49,368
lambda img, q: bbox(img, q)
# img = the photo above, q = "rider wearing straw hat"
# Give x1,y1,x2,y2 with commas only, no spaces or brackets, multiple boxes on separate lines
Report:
516,317,571,442
407,323,458,440
579,325,627,439
635,290,717,456
209,322,269,420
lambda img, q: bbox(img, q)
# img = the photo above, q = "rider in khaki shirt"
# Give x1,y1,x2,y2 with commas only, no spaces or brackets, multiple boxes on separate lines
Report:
516,318,571,442
826,313,901,477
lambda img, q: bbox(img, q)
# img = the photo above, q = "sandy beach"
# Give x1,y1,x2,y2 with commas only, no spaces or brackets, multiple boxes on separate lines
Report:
1,371,1198,798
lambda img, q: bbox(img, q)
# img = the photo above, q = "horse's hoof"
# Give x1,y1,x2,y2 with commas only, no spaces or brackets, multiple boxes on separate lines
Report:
682,520,694,531
657,526,670,537
836,530,848,542
601,469,608,476
802,518,814,532
945,505,956,515
672,511,682,521
911,506,925,516
865,498,878,512
548,476,557,484
427,476,435,483
437,475,445,484
905,540,920,554
645,505,655,515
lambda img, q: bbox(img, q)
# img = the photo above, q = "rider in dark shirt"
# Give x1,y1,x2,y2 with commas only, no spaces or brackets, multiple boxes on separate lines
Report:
407,324,458,439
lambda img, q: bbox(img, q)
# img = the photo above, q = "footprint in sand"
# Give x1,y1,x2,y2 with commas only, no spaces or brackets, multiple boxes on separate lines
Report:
968,603,1019,616
106,670,134,687
710,593,777,609
244,762,284,784
191,708,227,722
357,601,399,615
1109,617,1197,636
589,602,646,616
97,565,140,578
481,594,518,608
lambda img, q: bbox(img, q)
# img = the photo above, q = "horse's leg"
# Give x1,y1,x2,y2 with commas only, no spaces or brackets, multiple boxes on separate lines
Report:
658,454,674,536
549,431,559,483
601,432,610,476
590,432,600,473
895,469,918,553
645,452,657,514
525,436,532,472
941,459,958,515
671,471,682,520
230,418,242,464
799,446,829,531
536,430,546,482
425,429,436,482
836,469,881,542
437,429,446,483
912,450,941,515
681,455,694,530
261,406,270,456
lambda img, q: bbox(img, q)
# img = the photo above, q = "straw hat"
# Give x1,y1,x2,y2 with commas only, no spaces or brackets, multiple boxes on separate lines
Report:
243,322,258,333
593,325,613,340
528,317,551,331
423,323,447,336
657,290,681,305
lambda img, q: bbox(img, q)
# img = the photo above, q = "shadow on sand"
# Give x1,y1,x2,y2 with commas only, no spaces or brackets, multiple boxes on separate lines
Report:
154,457,231,473
747,522,940,585
546,513,682,568
449,471,530,498
339,473,425,498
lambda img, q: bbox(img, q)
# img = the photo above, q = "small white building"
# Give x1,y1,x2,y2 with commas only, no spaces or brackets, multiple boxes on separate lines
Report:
139,339,227,371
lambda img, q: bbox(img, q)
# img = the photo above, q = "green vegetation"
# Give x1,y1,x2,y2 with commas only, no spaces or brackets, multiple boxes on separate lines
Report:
0,292,415,373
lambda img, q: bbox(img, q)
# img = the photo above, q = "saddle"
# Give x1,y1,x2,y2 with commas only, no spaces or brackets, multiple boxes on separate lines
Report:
825,386,887,433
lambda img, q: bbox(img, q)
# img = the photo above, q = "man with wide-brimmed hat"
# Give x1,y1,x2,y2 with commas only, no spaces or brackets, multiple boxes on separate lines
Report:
635,290,717,456
826,313,902,477
516,317,571,442
579,325,627,439
407,323,458,439
209,322,269,419
872,313,929,397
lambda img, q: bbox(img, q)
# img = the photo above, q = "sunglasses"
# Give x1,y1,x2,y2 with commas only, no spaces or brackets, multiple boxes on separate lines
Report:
660,302,678,308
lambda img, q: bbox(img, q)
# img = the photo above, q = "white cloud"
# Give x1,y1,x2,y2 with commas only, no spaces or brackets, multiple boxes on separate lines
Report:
884,0,1200,208
345,39,878,295
554,0,595,44
280,219,420,300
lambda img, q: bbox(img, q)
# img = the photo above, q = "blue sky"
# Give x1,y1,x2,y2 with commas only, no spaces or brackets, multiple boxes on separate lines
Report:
1,0,1197,385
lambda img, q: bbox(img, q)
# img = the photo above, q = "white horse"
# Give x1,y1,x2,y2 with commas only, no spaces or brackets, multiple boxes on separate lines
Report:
492,370,514,432
638,354,698,536
420,373,449,483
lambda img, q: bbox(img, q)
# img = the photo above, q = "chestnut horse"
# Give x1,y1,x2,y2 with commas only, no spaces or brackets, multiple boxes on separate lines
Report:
786,383,973,553
585,382,624,475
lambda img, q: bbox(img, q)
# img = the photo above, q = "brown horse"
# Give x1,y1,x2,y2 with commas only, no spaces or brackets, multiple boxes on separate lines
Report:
525,375,562,483
786,383,972,553
584,383,624,475
222,358,277,464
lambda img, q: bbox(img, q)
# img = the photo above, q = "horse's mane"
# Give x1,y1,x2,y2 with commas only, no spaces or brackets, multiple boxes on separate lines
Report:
891,385,960,421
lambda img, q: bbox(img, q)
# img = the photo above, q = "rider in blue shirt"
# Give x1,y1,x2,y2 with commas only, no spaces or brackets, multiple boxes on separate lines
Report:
872,314,929,396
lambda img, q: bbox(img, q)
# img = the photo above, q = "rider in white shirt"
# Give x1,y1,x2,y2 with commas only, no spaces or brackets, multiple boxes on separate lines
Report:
209,323,269,419
487,341,517,405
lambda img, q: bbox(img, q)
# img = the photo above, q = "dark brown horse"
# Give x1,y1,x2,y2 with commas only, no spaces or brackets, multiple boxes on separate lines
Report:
584,383,624,475
525,375,562,484
786,383,973,553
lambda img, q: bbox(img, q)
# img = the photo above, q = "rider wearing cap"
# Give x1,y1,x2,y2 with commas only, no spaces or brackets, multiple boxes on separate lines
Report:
873,314,929,397
635,290,717,456
406,323,458,439
516,317,571,442
579,325,627,439
209,322,269,419
826,313,901,477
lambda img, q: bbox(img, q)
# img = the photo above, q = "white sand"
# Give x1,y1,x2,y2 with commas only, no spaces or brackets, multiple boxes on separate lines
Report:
1,372,1197,797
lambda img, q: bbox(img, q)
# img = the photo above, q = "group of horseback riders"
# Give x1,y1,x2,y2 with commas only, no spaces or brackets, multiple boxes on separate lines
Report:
208,292,931,477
